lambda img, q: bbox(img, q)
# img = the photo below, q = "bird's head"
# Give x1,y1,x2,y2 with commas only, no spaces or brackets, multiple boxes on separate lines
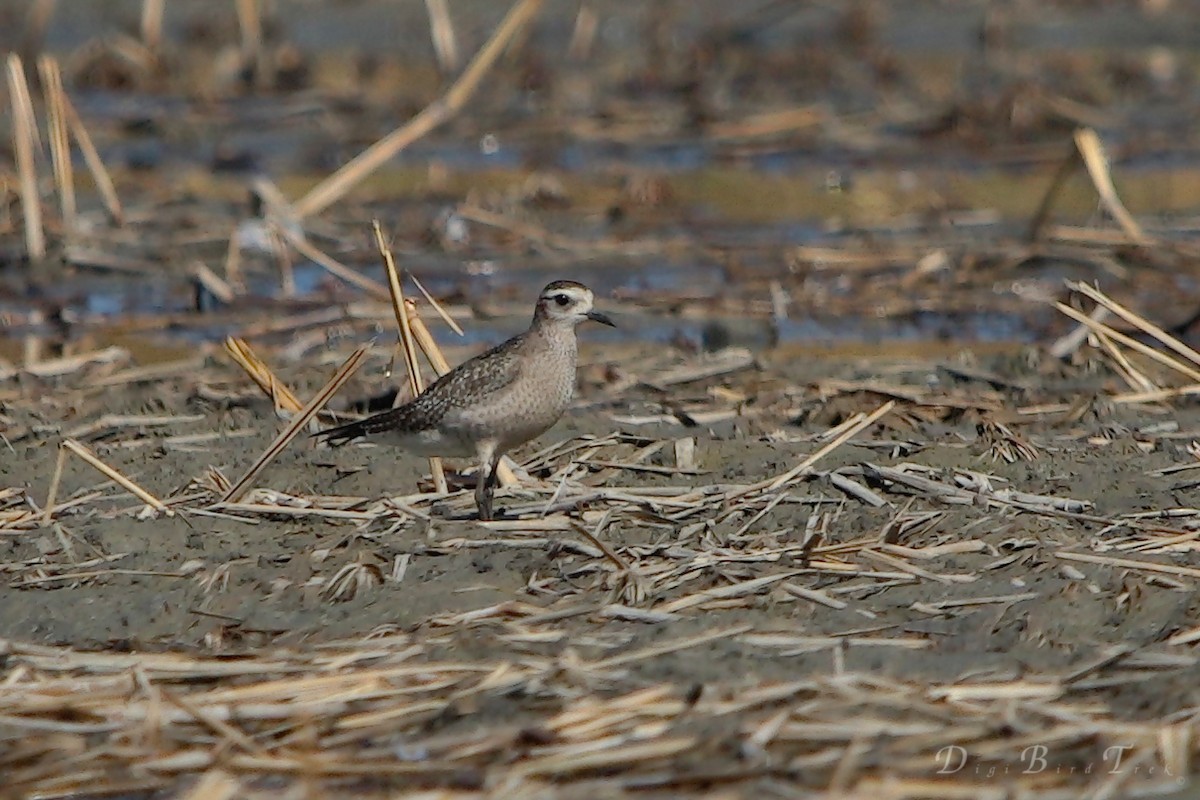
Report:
534,280,615,328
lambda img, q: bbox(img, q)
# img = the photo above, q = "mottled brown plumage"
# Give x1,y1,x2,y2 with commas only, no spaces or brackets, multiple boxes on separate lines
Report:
315,280,614,519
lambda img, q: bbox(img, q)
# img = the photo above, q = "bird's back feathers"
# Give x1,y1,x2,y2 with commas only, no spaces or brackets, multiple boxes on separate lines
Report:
314,334,527,446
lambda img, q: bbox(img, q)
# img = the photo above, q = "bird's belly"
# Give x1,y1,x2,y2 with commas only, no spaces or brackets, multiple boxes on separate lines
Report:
459,398,567,451
376,426,477,459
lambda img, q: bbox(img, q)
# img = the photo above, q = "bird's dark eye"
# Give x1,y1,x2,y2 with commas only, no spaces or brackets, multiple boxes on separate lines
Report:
554,294,570,306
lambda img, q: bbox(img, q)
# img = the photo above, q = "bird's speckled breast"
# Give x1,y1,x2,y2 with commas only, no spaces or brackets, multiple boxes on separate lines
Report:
451,324,578,451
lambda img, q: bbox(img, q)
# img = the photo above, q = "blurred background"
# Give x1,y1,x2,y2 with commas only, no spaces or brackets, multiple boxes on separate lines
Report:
2,0,1200,356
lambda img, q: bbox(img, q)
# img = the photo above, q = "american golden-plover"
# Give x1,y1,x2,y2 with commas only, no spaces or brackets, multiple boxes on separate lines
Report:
315,280,615,520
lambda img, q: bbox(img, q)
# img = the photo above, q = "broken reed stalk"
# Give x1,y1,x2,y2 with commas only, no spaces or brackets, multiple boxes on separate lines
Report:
277,225,390,300
569,520,635,574
59,438,169,514
1073,128,1148,245
1048,303,1110,359
762,400,895,493
404,305,453,374
1054,302,1200,384
707,106,823,140
1110,384,1200,405
60,91,124,224
1069,281,1200,371
425,0,460,73
373,221,448,494
220,344,369,503
41,442,68,525
7,54,45,261
410,273,464,335
223,337,304,416
1028,128,1147,245
191,261,235,305
140,0,165,52
567,4,599,61
37,56,75,236
294,0,545,217
1094,330,1155,393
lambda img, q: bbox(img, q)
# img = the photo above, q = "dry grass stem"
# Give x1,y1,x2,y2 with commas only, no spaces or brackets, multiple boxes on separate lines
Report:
1096,329,1156,392
191,262,236,304
425,0,460,73
140,0,165,51
1073,128,1149,245
279,225,391,300
1056,551,1200,581
568,3,598,60
373,220,448,494
59,438,169,514
762,400,895,493
37,56,74,235
60,90,124,224
410,272,465,335
41,442,68,525
7,54,45,260
1069,280,1200,371
294,0,545,217
2,345,129,380
220,345,368,503
1054,302,1200,384
223,224,244,290
223,337,304,416
1049,303,1110,359
708,106,823,140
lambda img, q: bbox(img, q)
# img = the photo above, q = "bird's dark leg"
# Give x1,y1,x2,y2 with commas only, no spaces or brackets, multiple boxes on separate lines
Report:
475,451,505,521
475,463,493,521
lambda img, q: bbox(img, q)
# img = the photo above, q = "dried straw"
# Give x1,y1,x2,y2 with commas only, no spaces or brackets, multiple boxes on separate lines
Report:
37,56,74,236
373,220,448,494
220,345,368,503
1073,128,1148,245
6,53,45,260
60,90,124,224
425,0,460,73
223,337,304,417
140,0,165,52
53,438,169,515
294,0,545,217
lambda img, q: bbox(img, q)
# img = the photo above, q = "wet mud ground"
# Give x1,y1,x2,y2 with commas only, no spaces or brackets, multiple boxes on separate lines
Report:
5,338,1200,707
8,331,1200,797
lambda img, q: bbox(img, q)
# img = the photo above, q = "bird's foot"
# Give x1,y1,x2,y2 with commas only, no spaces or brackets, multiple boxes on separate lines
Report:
479,505,516,522
477,495,495,521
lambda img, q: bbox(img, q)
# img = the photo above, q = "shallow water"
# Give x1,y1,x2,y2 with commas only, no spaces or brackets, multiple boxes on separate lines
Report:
5,0,1200,354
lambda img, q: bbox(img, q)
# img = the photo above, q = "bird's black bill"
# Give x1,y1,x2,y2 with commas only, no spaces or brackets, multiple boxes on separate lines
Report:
586,310,616,327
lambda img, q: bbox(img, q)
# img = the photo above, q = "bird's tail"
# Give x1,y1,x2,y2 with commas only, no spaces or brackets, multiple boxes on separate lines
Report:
311,408,405,446
311,418,366,446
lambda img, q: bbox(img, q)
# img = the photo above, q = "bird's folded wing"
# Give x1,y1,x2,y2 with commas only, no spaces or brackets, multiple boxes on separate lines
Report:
314,337,525,444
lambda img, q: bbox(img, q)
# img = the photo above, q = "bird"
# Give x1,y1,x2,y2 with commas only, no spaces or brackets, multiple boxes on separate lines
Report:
313,280,615,520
